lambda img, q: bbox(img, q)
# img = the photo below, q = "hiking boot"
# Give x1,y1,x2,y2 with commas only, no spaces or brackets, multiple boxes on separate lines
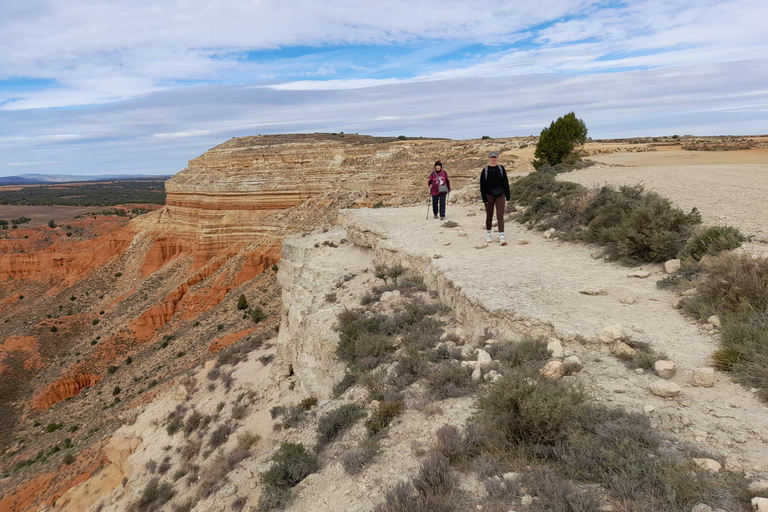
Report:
500,235,507,246
434,215,438,219
440,216,445,221
486,233,493,243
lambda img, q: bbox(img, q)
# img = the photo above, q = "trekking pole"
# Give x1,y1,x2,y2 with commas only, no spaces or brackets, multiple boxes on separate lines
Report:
426,196,430,220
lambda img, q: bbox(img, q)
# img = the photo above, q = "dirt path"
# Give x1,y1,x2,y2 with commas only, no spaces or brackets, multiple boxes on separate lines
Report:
340,202,768,479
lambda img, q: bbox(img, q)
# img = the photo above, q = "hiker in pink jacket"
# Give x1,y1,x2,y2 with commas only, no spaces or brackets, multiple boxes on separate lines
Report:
428,160,451,220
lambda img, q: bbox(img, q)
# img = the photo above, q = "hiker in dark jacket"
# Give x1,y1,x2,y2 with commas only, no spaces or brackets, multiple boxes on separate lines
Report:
428,160,451,220
479,151,510,245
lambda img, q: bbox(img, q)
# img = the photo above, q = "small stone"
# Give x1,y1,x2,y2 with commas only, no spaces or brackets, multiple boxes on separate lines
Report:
664,259,682,274
635,368,644,375
502,472,519,481
599,324,627,343
682,287,698,296
752,497,768,512
492,374,503,383
627,270,651,278
611,341,637,358
690,368,715,387
691,504,712,512
650,380,681,397
673,298,685,309
546,339,564,358
590,250,604,259
539,361,564,380
475,244,488,249
749,481,768,493
476,349,493,366
707,315,722,328
517,239,529,245
643,405,655,413
543,228,556,239
580,288,608,296
521,494,534,506
654,360,676,379
692,458,721,474
621,296,637,304
476,506,483,510
471,368,482,382
380,290,401,303
433,254,443,259
466,212,477,217
457,230,468,237
563,355,582,373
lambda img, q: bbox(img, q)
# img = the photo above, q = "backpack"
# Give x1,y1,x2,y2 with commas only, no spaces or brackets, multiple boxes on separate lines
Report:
432,170,450,194
483,165,505,180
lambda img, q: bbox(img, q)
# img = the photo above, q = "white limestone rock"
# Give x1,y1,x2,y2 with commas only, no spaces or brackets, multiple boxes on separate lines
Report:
691,368,715,388
563,355,582,373
664,259,682,274
546,339,564,359
708,315,722,328
653,360,676,379
599,324,627,344
693,458,722,474
650,380,681,397
753,497,768,512
627,270,651,278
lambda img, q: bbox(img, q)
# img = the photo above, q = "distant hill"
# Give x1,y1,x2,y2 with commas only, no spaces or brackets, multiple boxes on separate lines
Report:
0,173,172,185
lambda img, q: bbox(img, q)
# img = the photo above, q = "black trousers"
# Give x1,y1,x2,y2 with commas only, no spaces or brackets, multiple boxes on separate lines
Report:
432,194,446,217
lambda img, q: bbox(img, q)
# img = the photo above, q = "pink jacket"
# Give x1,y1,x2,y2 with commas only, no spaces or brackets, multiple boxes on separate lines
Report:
428,170,451,196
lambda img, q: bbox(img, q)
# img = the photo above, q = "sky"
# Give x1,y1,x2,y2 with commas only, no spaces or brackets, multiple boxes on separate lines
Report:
1,0,767,177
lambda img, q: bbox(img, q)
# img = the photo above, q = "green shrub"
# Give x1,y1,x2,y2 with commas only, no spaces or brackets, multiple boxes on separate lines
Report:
317,404,365,445
261,442,317,490
113,385,121,396
679,225,745,261
488,338,549,368
333,372,358,397
50,326,58,333
427,362,476,399
299,397,318,410
250,306,265,323
236,293,248,310
365,401,405,436
582,184,702,263
532,112,588,169
46,423,63,433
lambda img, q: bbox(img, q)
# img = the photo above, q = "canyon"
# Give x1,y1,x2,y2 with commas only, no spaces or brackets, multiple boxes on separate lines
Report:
1,134,767,511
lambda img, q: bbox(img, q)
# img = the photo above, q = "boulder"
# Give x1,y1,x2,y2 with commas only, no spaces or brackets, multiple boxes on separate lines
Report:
649,380,681,397
476,349,493,367
599,324,627,344
693,458,721,474
664,259,682,274
653,360,676,379
611,341,637,358
546,339,564,359
690,368,715,387
563,356,582,373
749,481,768,494
707,315,722,328
539,361,564,381
753,497,768,512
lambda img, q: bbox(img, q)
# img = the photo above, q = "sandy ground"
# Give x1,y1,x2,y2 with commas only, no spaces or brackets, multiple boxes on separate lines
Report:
589,147,768,166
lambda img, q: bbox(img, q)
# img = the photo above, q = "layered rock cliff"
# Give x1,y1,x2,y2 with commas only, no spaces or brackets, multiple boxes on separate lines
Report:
0,134,533,510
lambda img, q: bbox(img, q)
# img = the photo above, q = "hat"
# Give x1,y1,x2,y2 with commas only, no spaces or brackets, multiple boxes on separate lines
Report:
488,151,499,158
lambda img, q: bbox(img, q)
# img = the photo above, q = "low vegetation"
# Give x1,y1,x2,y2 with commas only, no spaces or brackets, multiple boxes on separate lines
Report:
0,180,166,206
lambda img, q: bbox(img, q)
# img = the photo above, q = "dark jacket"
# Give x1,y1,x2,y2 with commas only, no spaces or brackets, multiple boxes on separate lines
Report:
428,169,451,196
479,165,510,202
